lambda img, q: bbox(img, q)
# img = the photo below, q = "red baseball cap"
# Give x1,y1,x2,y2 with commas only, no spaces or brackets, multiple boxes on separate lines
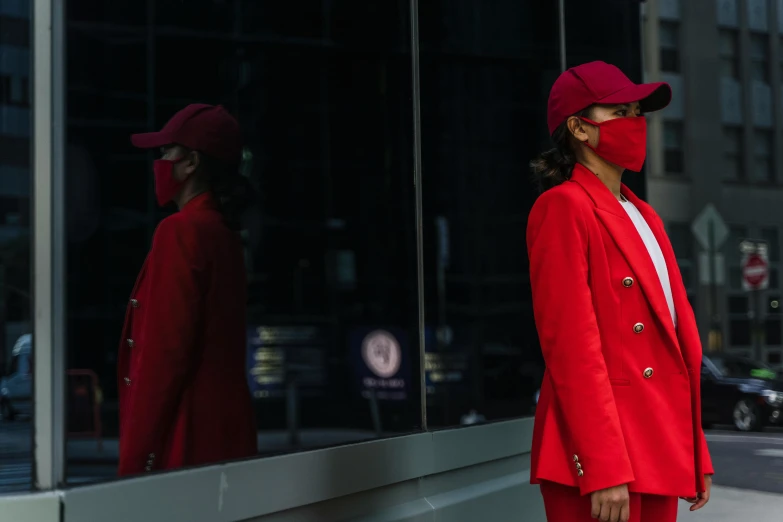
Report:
131,104,243,165
547,61,671,135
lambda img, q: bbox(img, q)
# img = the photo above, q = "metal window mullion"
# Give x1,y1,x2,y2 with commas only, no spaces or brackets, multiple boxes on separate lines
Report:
33,0,66,490
409,0,426,431
558,0,566,72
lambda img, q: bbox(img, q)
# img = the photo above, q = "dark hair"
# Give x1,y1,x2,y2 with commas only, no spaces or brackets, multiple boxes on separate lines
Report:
529,107,592,193
198,152,256,231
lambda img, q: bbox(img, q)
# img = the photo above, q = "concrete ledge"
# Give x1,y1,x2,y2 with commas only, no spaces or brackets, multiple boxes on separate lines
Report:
60,418,533,522
0,492,60,522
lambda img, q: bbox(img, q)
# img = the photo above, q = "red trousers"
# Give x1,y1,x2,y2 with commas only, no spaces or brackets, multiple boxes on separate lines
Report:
540,481,678,522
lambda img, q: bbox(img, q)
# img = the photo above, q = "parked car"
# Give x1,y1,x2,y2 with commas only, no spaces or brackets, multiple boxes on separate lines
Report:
701,353,783,432
0,334,33,421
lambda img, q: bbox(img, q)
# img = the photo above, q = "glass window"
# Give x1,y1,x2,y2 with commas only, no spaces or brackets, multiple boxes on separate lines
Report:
669,222,693,259
767,318,782,345
730,266,743,290
719,30,740,79
768,295,781,313
728,295,749,314
659,22,680,73
727,225,748,262
752,130,774,183
663,121,684,174
723,127,743,181
761,227,779,261
65,1,420,483
729,318,752,345
749,34,770,82
780,37,783,82
0,1,33,493
419,2,559,427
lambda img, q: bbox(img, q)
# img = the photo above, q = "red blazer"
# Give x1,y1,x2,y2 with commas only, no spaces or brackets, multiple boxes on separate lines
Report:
117,192,257,476
527,164,714,498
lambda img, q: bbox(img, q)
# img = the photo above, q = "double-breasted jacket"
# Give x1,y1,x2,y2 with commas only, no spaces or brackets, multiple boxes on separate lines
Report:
117,192,257,476
527,164,714,498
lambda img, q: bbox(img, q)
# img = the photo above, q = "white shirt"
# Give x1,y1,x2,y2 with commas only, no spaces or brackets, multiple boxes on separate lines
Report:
620,199,678,329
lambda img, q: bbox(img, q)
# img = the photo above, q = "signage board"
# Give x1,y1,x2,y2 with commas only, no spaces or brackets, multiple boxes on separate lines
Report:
351,327,410,401
246,325,326,399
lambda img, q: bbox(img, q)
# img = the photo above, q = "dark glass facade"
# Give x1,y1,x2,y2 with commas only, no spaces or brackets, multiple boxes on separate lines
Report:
55,0,645,484
0,0,33,493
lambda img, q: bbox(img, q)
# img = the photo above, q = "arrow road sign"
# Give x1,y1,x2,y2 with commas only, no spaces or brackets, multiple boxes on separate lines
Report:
691,204,729,251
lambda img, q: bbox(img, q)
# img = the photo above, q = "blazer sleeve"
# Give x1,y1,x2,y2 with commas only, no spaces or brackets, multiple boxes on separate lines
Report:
527,190,634,495
700,428,714,476
118,216,205,476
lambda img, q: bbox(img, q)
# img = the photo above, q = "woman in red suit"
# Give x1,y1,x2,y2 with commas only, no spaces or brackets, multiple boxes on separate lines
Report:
527,62,714,522
117,104,257,476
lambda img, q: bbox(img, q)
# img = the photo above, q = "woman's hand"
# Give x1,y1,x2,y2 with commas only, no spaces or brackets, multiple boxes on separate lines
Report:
682,474,712,511
591,484,630,522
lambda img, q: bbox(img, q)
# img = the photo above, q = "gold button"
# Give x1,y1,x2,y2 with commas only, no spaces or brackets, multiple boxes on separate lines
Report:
124,377,131,386
148,453,155,459
573,454,579,462
576,463,582,470
577,469,584,477
643,367,654,379
633,323,644,334
145,466,152,472
130,299,139,308
622,277,634,288
127,338,135,348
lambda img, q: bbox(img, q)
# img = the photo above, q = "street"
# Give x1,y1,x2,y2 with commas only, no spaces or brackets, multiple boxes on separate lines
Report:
705,429,783,494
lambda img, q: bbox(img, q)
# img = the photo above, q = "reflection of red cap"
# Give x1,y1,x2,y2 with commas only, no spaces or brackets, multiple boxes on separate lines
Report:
547,61,672,135
131,104,242,165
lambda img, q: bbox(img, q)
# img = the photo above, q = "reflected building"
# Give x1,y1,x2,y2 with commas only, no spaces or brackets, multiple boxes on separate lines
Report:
0,1,32,370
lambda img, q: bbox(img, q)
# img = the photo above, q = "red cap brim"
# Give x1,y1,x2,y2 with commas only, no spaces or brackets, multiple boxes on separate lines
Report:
130,131,174,149
598,82,672,113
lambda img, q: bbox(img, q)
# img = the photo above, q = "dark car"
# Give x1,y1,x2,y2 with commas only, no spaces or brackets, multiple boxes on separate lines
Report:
701,354,783,432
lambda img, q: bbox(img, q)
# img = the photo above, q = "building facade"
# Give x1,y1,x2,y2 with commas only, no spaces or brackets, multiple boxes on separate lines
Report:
0,1,646,520
644,0,783,365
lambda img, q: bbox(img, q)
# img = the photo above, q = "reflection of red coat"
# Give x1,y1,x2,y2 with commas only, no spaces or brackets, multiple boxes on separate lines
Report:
118,193,256,476
527,165,713,498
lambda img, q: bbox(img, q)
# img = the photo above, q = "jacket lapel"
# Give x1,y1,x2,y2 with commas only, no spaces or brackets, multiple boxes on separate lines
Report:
625,192,703,369
570,165,681,355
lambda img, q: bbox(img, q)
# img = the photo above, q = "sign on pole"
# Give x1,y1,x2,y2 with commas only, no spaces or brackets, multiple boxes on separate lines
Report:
691,203,729,251
740,240,769,291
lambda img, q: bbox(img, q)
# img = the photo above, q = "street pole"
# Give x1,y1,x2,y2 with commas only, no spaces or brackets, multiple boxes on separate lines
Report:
754,288,763,362
708,221,719,347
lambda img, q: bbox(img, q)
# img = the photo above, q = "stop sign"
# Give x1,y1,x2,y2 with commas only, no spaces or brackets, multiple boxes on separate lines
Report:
742,253,769,289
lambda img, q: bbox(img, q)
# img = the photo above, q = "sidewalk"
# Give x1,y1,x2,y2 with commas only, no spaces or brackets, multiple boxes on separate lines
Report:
678,485,783,521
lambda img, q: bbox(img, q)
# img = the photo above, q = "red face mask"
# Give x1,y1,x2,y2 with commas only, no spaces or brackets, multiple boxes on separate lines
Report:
153,158,187,207
581,116,648,172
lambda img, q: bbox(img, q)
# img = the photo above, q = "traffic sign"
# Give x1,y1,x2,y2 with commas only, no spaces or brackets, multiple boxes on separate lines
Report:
691,204,729,251
741,243,769,291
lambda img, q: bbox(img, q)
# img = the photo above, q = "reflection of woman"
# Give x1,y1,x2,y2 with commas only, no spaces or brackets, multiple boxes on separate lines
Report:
527,62,713,521
117,104,256,476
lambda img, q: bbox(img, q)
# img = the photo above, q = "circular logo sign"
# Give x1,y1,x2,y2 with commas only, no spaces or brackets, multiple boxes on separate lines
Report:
743,253,769,288
361,330,401,378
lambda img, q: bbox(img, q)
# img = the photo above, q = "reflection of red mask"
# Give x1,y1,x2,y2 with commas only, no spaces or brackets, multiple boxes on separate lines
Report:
581,116,648,172
153,158,186,206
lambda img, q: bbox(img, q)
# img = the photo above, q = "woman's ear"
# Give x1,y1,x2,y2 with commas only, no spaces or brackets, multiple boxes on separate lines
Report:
566,116,589,143
183,150,200,176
